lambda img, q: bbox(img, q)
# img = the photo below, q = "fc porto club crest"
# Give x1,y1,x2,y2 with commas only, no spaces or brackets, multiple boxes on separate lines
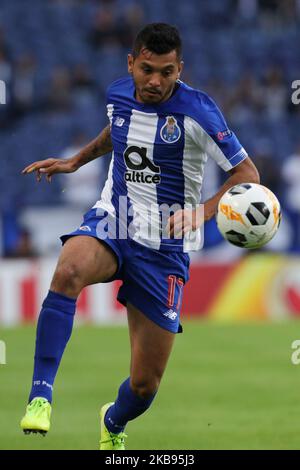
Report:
160,116,181,143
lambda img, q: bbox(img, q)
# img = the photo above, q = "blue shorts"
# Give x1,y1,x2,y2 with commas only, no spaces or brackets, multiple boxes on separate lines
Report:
60,209,190,334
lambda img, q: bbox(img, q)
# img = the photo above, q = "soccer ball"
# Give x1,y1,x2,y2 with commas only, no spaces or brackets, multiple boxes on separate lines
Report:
216,183,281,249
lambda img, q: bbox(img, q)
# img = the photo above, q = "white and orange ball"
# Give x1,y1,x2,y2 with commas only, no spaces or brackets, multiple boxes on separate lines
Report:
216,183,281,249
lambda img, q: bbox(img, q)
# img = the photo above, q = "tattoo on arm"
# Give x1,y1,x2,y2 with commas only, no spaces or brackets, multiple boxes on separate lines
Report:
91,125,112,158
73,125,113,169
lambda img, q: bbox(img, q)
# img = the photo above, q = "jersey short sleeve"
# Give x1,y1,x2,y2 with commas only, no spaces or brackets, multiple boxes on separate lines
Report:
185,91,248,172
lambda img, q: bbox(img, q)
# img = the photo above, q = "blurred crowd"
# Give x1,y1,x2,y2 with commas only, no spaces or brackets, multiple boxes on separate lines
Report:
0,0,299,256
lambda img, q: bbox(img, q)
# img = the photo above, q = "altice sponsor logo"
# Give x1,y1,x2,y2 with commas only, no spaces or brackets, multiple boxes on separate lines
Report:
0,340,6,365
123,146,161,184
0,80,6,105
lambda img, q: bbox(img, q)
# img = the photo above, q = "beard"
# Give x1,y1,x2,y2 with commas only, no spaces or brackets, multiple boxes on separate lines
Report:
133,78,174,104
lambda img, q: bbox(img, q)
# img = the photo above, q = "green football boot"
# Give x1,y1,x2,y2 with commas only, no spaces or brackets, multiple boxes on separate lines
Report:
20,397,51,436
99,402,127,450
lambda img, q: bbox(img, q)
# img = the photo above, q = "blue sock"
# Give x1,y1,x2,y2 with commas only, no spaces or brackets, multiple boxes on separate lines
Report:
104,378,156,434
28,290,76,404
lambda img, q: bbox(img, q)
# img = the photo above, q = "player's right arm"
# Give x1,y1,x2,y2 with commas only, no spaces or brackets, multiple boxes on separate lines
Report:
22,124,112,182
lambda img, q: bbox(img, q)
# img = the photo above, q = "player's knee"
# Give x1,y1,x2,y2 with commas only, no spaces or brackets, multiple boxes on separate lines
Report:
51,262,84,296
130,375,161,399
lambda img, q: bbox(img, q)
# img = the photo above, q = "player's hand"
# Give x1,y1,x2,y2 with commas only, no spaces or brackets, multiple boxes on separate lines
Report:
203,200,218,222
166,208,202,239
21,158,77,183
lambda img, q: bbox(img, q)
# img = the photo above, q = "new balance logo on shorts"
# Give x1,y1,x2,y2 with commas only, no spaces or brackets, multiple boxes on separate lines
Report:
114,116,125,127
163,309,178,320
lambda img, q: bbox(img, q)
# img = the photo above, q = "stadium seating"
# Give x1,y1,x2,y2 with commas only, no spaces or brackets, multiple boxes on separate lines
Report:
0,0,299,209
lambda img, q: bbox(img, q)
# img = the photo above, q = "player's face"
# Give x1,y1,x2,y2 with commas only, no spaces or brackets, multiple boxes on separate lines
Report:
128,49,183,104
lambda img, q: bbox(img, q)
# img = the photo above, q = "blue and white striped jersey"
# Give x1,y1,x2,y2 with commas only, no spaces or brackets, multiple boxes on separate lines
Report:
93,76,248,252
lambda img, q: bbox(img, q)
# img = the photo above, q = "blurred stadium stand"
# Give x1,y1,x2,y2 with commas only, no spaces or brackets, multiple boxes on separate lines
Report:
0,0,299,257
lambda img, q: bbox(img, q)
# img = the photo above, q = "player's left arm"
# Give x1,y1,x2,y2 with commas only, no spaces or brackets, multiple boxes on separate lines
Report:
203,156,260,222
167,93,260,238
167,157,259,238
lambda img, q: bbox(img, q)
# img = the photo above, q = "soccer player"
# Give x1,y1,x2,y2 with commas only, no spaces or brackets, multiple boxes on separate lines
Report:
20,23,259,450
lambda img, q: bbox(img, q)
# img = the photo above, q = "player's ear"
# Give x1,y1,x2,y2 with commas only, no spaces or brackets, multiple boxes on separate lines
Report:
178,60,184,79
128,54,134,74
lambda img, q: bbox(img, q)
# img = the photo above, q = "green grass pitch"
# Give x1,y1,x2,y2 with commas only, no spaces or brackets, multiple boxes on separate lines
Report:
1,321,300,450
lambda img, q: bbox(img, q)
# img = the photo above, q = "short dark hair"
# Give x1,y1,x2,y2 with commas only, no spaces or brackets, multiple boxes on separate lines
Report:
132,23,182,60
